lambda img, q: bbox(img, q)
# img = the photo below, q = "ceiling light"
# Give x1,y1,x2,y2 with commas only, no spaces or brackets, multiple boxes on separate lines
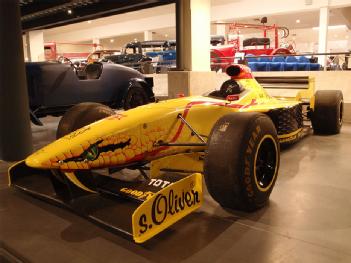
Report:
87,20,92,24
312,25,347,30
165,34,168,37
296,19,300,23
67,9,72,15
110,39,114,43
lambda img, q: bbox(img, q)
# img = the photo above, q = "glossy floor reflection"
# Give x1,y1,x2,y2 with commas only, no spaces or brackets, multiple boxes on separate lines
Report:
1,117,351,263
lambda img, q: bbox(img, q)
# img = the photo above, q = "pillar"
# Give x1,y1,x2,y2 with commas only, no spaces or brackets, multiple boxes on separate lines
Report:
216,24,226,38
25,30,45,62
169,0,215,98
0,0,32,161
93,37,100,51
144,31,153,41
318,6,329,69
176,0,211,71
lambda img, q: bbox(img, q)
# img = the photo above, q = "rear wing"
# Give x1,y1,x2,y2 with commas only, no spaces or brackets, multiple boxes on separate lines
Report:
255,76,315,102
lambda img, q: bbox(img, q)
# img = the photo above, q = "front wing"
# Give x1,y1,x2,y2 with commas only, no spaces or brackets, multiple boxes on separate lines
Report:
9,160,202,243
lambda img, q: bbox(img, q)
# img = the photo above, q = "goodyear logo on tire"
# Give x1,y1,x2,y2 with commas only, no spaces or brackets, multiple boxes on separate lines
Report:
132,173,202,243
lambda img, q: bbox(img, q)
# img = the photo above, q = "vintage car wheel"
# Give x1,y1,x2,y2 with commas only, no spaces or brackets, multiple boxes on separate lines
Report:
204,112,280,211
123,85,150,110
311,90,343,134
56,102,115,139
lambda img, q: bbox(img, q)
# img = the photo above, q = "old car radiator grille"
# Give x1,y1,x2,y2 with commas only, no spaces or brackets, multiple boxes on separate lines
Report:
267,104,303,136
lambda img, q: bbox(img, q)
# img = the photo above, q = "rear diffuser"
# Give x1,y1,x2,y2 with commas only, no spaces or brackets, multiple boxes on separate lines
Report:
8,161,203,243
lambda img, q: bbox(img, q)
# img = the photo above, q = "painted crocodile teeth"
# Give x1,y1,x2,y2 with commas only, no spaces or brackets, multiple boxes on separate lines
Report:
125,149,135,159
67,161,78,169
92,160,100,167
50,157,58,162
60,163,69,169
57,153,66,161
63,151,73,159
116,154,126,164
103,156,110,166
114,148,122,154
100,140,109,147
111,156,117,164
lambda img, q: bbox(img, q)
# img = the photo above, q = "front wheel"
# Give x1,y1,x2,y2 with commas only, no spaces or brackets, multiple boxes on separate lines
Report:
123,85,151,110
55,102,115,190
204,112,280,211
56,102,115,139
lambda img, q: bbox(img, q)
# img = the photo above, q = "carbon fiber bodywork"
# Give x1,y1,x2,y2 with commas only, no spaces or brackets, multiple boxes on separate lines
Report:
267,103,304,143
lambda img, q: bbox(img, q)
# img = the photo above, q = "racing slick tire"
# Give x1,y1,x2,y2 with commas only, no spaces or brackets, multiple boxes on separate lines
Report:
123,84,150,110
56,102,115,139
204,112,280,212
311,90,343,134
55,102,115,191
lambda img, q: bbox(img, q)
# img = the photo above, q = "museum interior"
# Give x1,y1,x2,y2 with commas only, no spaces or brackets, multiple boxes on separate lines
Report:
0,0,351,262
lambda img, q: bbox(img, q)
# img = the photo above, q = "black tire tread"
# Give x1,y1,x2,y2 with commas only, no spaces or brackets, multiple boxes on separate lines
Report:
204,112,279,211
56,102,115,139
123,84,150,110
311,90,343,134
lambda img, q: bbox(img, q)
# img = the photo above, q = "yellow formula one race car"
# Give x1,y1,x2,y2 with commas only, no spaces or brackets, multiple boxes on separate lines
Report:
9,64,343,243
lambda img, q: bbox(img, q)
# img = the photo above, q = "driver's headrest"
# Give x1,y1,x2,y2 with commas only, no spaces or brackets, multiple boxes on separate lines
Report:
225,64,253,79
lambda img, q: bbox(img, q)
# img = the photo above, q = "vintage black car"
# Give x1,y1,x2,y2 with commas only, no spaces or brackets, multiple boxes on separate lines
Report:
103,40,176,73
26,60,155,125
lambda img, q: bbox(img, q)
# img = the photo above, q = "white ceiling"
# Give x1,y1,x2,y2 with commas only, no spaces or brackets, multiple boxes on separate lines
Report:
43,2,351,49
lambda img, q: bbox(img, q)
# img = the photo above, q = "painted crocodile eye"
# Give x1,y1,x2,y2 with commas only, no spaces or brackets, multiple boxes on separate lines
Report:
84,145,99,161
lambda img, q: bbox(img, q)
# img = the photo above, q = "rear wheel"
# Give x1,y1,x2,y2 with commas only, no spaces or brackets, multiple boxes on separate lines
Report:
311,90,343,134
204,112,280,211
123,85,150,110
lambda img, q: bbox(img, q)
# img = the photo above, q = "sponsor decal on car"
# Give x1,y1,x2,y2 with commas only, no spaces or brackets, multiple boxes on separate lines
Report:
132,173,202,243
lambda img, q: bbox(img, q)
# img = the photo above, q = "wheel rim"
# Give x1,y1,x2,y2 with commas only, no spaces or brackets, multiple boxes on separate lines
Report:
254,135,278,192
130,91,146,108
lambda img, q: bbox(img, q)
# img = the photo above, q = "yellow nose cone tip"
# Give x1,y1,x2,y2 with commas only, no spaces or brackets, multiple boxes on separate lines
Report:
25,155,46,168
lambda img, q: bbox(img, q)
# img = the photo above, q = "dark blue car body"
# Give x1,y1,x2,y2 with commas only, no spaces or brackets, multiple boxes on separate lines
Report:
26,62,154,120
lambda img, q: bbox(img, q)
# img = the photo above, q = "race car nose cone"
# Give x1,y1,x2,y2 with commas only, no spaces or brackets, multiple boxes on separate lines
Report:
25,151,53,169
25,156,43,168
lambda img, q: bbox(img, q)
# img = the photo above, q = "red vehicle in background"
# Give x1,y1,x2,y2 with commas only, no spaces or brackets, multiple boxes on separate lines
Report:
44,42,101,62
210,22,294,71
